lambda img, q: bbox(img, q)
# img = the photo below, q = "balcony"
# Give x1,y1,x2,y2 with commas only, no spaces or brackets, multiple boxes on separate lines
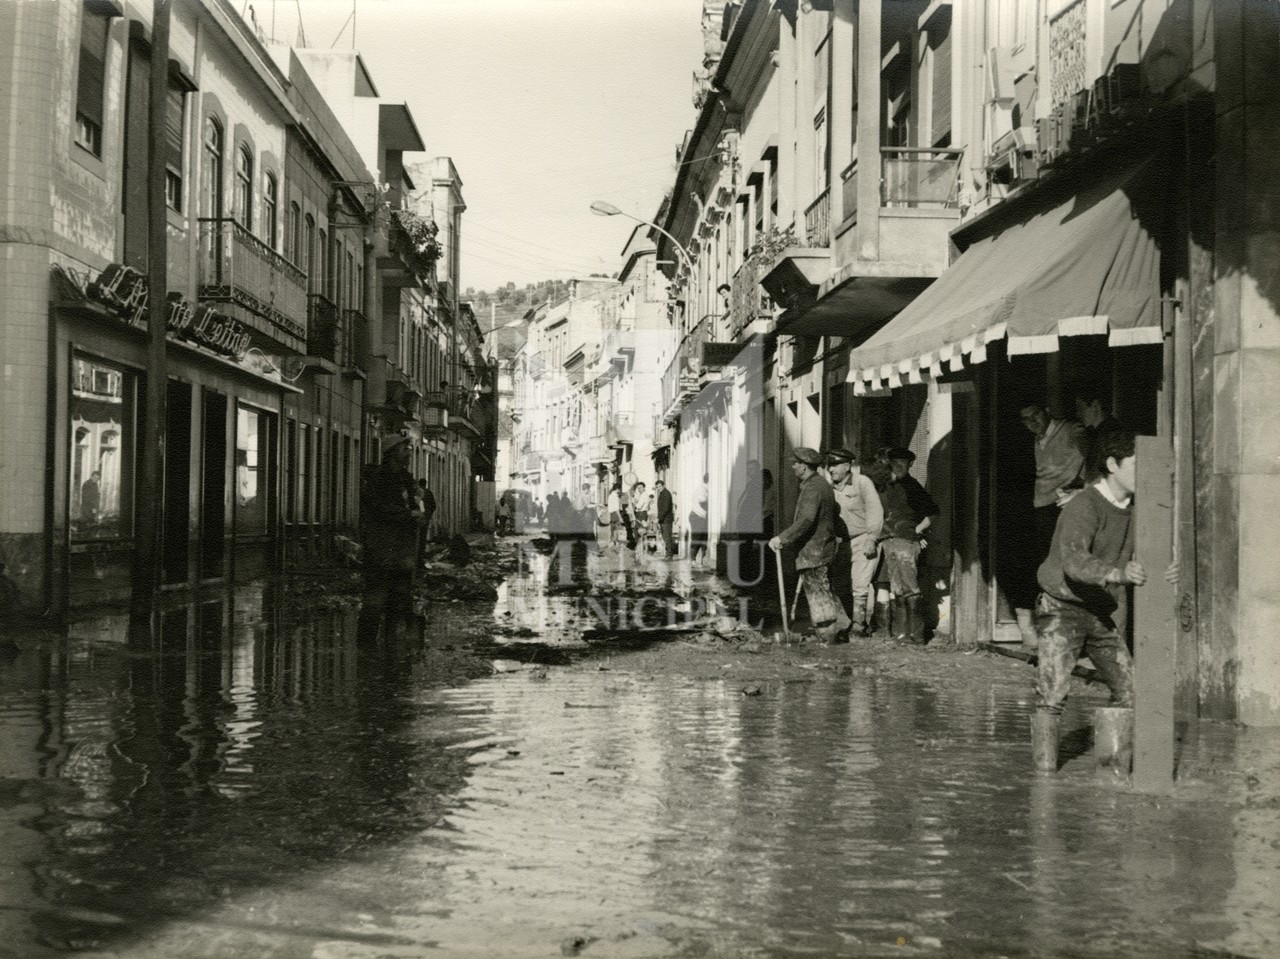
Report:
803,188,831,247
771,147,964,338
446,390,490,438
198,218,307,351
606,415,634,449
306,294,339,364
880,147,963,208
586,435,612,465
343,308,370,377
840,159,859,226
730,255,775,340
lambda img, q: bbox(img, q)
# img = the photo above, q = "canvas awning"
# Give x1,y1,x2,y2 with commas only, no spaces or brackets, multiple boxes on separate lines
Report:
846,158,1164,392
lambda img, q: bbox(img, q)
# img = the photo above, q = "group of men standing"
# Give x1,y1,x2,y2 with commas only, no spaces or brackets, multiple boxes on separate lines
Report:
766,444,939,645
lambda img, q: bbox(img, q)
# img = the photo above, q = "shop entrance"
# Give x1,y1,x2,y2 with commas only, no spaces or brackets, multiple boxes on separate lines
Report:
162,380,193,585
200,389,228,580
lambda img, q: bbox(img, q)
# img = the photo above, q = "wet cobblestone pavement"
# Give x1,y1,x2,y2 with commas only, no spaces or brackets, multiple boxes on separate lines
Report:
1,539,1277,958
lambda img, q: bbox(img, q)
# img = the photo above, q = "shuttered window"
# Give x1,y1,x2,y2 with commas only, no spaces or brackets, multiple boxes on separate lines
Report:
76,12,109,154
165,85,185,210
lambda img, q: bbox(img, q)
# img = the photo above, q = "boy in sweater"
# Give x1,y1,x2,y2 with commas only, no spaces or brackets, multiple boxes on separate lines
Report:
1032,428,1151,770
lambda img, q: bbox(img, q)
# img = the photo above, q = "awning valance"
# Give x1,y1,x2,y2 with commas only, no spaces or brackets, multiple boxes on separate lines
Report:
846,158,1164,392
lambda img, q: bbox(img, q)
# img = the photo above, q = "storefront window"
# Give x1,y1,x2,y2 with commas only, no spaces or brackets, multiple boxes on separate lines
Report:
70,357,134,541
235,405,266,532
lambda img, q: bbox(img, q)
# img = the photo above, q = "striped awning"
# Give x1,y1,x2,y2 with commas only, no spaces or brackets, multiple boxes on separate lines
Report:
847,157,1164,392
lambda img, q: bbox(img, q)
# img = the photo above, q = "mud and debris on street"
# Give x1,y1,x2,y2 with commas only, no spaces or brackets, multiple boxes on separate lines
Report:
4,0,1280,956
2,536,1278,959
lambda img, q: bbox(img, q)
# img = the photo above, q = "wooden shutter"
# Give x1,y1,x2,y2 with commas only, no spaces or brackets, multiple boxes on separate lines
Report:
166,86,185,167
77,13,108,127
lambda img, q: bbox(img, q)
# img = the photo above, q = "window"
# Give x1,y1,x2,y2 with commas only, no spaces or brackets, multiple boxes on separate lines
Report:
317,228,327,296
346,249,356,311
304,213,316,290
287,201,301,265
165,86,186,211
201,116,223,218
235,405,266,532
814,26,832,194
76,10,110,155
234,145,253,231
263,172,278,248
70,356,135,541
285,418,297,522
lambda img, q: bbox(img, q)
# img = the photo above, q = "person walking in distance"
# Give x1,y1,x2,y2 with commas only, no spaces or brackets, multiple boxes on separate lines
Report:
689,474,710,569
826,448,884,637
655,480,676,559
1031,427,1177,771
769,448,850,643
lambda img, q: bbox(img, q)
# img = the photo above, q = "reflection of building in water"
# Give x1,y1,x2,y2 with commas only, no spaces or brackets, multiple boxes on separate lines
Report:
69,357,125,533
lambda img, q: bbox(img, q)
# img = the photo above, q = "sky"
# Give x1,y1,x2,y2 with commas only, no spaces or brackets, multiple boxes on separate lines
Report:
248,0,707,294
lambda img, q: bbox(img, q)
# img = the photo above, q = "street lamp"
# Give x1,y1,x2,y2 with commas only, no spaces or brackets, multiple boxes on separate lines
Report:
590,200,696,276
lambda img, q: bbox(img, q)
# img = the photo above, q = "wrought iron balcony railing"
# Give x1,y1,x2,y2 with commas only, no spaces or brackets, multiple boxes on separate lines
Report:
198,217,307,343
803,188,831,247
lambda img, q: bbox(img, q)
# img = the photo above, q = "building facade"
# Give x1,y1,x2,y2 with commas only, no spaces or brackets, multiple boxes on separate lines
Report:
0,0,494,617
656,0,1280,725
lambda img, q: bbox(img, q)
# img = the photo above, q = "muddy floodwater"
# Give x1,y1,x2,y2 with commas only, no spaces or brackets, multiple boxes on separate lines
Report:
1,558,1277,958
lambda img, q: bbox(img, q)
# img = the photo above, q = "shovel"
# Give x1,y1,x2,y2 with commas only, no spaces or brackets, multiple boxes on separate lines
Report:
772,541,790,639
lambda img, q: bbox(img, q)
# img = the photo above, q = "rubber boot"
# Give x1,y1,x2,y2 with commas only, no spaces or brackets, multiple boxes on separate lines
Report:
872,599,891,637
1031,709,1060,772
849,596,868,637
905,594,926,645
891,597,909,643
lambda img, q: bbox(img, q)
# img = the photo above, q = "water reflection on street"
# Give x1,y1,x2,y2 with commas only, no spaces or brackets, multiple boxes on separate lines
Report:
0,569,1276,958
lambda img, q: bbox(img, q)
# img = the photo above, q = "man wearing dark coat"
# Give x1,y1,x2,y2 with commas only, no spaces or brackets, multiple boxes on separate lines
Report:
655,480,676,559
769,447,851,642
359,434,423,638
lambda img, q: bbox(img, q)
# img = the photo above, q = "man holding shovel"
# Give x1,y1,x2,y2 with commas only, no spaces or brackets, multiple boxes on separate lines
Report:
769,447,850,643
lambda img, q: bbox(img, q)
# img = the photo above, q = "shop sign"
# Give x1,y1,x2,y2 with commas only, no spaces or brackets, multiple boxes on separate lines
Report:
86,264,250,361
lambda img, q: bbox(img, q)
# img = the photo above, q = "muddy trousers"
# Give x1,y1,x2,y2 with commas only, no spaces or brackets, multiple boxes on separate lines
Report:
1034,592,1133,714
799,566,851,639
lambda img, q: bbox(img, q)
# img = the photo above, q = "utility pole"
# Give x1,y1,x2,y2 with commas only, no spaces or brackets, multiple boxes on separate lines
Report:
131,0,172,620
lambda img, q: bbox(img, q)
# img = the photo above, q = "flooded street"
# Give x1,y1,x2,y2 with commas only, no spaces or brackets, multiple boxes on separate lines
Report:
1,545,1277,958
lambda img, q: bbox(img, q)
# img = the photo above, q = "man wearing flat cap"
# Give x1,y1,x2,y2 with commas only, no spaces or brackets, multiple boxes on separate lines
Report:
878,446,940,643
359,432,424,642
769,447,850,642
827,447,883,637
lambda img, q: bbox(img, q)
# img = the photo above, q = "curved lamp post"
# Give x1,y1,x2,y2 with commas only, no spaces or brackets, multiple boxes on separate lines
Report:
590,201,696,276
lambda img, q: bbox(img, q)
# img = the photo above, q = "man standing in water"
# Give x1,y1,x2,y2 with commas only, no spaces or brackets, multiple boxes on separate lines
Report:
1031,428,1175,771
769,447,850,643
359,433,423,650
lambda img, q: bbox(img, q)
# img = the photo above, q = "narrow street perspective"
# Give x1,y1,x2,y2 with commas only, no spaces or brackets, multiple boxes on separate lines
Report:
1,1,1279,957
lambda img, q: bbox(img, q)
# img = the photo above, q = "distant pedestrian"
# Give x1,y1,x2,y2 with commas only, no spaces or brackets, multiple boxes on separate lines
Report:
769,448,850,643
655,480,676,559
415,479,437,568
688,473,710,569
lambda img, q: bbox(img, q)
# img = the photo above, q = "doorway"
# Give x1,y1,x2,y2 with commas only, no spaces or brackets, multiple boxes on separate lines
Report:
163,380,193,585
200,389,228,580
